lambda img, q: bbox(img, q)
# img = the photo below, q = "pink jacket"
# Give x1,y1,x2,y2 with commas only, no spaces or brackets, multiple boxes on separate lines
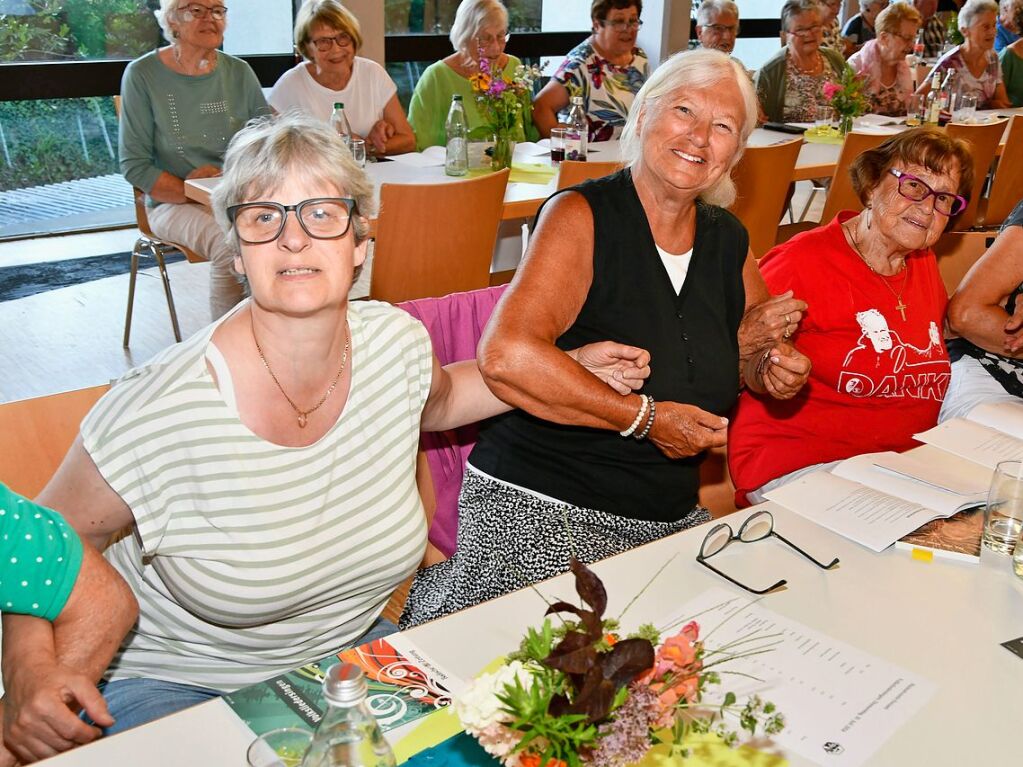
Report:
848,39,914,114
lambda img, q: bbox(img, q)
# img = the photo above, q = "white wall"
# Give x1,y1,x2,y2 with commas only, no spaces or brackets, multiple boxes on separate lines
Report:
223,0,293,55
344,0,386,65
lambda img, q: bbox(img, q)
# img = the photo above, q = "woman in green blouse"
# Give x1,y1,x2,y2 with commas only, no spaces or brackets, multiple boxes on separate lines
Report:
408,0,538,150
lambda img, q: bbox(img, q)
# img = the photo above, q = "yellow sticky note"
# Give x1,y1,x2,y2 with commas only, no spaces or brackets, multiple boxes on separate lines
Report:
911,548,934,562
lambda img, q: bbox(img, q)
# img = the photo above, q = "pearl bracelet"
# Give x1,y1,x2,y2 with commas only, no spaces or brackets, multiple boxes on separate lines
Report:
620,394,650,438
635,398,657,441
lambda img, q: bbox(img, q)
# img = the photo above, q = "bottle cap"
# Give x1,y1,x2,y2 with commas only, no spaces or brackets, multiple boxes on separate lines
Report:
334,102,344,109
453,94,463,101
323,662,367,706
571,96,583,105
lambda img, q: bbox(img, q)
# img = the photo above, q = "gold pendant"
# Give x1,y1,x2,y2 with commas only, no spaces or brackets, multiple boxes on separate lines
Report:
298,413,308,428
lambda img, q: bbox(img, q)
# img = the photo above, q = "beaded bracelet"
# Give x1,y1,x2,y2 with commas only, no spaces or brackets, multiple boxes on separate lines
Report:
635,398,657,441
620,394,650,438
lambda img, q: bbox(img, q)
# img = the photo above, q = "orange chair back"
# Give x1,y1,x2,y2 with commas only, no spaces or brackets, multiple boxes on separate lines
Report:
556,160,622,190
980,115,1023,228
819,132,892,223
945,118,1006,230
729,138,802,258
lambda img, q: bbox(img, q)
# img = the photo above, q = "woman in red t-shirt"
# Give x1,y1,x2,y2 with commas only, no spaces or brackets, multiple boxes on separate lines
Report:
729,127,973,506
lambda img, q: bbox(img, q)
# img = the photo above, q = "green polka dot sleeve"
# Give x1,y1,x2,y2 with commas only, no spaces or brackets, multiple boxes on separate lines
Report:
0,484,84,622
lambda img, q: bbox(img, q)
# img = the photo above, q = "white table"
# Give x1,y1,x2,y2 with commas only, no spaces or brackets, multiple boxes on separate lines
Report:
43,500,1023,766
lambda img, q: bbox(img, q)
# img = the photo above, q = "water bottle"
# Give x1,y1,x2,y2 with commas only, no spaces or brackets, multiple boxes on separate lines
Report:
302,663,396,767
924,70,942,125
330,102,353,147
566,96,588,162
444,94,468,177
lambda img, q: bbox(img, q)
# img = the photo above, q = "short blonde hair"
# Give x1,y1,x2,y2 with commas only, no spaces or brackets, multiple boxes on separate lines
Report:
212,113,375,258
449,0,508,56
294,0,363,58
875,1,922,34
619,48,758,208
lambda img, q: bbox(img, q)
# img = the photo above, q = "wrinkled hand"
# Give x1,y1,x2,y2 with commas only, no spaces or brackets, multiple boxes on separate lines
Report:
757,341,811,400
2,662,112,763
648,401,728,460
185,164,221,180
367,120,394,154
569,342,651,395
0,735,19,767
1004,304,1023,354
739,290,808,357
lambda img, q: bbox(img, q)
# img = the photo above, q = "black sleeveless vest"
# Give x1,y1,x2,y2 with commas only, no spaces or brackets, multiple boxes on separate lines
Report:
470,169,748,521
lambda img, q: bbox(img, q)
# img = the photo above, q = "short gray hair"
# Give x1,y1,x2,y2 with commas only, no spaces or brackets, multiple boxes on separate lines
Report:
696,0,739,26
619,48,758,208
449,0,508,56
959,0,999,27
780,0,822,31
212,112,375,258
860,0,886,12
155,0,182,40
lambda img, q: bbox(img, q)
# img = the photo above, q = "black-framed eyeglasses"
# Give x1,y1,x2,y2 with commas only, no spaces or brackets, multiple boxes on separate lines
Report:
599,18,643,30
180,3,227,21
889,168,968,216
476,30,510,46
703,22,741,35
789,24,822,37
311,32,354,51
696,510,839,595
226,198,358,244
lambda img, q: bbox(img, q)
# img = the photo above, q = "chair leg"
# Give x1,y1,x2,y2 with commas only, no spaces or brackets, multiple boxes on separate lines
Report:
153,249,182,343
797,184,823,222
123,244,141,347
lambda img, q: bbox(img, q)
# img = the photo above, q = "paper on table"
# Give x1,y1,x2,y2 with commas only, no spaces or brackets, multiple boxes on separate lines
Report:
389,145,446,167
915,418,1023,469
834,452,987,511
665,589,936,767
867,450,989,496
764,470,936,552
965,400,1023,440
512,141,549,157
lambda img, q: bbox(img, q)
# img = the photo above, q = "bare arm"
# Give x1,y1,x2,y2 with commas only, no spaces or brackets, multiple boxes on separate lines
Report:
947,224,1023,356
531,80,571,139
148,165,221,205
379,94,416,155
989,81,1012,110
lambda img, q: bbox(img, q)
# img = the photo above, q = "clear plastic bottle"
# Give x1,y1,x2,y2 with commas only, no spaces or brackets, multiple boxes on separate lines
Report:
301,664,396,767
444,94,468,177
924,70,942,125
330,102,353,147
566,96,588,162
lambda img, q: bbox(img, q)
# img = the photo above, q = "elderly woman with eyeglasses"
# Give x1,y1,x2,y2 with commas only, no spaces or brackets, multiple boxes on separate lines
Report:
532,0,648,141
729,128,974,507
119,0,268,321
33,112,648,733
408,0,538,150
849,3,924,115
755,0,846,123
269,0,414,155
916,0,1012,109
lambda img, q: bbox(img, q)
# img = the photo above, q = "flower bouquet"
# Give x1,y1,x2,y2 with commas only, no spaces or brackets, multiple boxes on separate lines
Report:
469,54,540,170
454,558,784,767
822,64,870,135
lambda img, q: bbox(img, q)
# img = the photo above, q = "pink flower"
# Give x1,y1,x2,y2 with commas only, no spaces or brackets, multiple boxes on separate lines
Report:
636,621,702,729
822,82,842,100
489,77,508,96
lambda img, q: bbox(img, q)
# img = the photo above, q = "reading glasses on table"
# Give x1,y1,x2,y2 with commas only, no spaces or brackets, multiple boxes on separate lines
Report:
696,510,840,594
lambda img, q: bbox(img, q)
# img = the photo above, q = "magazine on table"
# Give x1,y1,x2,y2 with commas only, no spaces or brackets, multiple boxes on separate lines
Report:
894,505,984,563
224,633,463,738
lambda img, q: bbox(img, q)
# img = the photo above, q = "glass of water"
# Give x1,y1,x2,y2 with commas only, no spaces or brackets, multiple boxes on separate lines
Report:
954,92,978,123
349,138,367,168
984,460,1023,555
246,727,312,767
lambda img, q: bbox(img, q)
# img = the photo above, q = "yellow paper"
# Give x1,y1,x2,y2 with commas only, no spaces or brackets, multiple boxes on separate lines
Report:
509,163,557,184
636,732,788,767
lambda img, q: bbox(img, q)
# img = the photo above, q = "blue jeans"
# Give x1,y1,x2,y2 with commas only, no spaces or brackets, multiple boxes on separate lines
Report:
94,617,398,735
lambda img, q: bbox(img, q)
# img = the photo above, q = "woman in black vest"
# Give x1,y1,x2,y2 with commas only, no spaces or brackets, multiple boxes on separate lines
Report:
400,49,810,628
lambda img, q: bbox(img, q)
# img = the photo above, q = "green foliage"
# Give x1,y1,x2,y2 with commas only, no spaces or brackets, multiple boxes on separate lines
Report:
947,12,965,45
64,0,151,58
0,0,70,62
508,619,557,664
497,670,597,766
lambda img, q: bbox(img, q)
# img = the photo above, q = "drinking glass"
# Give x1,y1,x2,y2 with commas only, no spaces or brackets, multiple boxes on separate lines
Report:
550,127,567,164
984,460,1023,555
955,93,978,123
246,727,313,767
814,104,832,133
349,138,367,168
905,94,924,127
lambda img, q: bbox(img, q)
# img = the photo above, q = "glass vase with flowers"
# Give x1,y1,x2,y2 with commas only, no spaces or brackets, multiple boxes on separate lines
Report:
822,64,870,135
469,52,539,171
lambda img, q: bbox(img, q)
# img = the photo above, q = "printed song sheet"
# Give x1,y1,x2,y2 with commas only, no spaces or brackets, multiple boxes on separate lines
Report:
764,471,936,551
668,589,936,767
915,418,1023,468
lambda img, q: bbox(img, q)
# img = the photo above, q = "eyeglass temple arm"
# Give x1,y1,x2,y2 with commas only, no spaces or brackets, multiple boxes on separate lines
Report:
696,556,787,595
771,530,840,569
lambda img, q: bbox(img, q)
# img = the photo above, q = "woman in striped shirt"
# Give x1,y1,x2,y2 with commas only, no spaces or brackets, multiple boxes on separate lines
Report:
29,112,650,733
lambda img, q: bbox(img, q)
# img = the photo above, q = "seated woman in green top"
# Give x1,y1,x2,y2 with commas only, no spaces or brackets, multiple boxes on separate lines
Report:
1001,33,1023,105
408,0,539,150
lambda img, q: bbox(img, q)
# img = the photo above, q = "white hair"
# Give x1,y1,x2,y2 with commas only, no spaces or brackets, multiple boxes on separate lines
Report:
155,0,182,40
449,0,508,56
619,48,758,208
212,112,375,259
696,0,739,26
959,0,999,28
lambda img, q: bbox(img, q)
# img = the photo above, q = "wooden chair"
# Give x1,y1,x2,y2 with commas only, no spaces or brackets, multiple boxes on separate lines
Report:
369,169,509,303
113,96,206,347
556,160,622,190
944,118,1006,230
728,138,802,258
0,384,109,497
776,132,890,245
974,115,1023,228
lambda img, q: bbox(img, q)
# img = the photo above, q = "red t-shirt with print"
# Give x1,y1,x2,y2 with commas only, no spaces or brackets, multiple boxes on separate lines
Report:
728,212,951,506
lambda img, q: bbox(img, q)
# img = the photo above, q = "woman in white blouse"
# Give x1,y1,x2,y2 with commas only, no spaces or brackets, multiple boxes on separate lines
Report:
269,0,415,155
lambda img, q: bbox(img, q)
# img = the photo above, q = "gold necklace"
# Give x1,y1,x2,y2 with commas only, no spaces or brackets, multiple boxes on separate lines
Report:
789,48,822,75
845,221,910,321
251,315,350,429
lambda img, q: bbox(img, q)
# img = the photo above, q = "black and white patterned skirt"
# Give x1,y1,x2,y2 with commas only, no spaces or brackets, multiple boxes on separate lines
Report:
399,466,710,629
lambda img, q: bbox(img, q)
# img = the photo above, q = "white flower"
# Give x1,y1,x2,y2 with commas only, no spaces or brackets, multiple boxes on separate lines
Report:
454,660,533,735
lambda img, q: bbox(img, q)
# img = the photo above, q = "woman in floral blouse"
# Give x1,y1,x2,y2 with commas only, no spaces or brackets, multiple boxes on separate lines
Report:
849,2,923,115
531,0,648,142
